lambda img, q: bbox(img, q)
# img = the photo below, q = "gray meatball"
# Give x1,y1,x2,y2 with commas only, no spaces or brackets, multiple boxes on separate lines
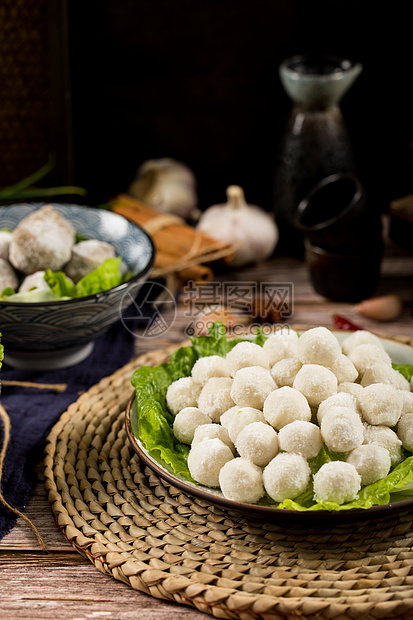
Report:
9,205,75,274
64,239,116,282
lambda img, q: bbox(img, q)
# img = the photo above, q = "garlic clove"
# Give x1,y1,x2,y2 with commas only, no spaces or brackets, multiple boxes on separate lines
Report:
197,185,279,267
354,294,403,321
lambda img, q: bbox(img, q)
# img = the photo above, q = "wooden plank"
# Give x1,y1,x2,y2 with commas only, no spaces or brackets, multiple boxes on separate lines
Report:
0,487,206,619
0,553,206,620
0,481,73,552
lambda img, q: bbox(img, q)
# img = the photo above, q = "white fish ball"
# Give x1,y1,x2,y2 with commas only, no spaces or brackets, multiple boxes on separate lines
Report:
329,354,358,384
225,341,270,377
263,386,311,430
363,424,403,467
401,390,413,416
219,458,264,503
321,407,364,453
263,453,311,503
192,423,235,453
197,376,235,422
172,407,211,444
235,421,279,466
227,407,266,443
341,330,385,355
230,366,277,410
293,364,337,408
187,438,233,487
317,392,358,425
346,444,391,486
358,383,403,427
313,461,361,505
296,327,341,367
262,329,299,365
191,355,230,386
166,377,202,416
270,358,302,387
278,420,322,459
337,382,364,400
220,405,241,430
348,344,392,376
397,413,413,452
361,363,411,391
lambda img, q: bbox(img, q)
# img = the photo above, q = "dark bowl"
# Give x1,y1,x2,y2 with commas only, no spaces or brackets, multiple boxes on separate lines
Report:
0,203,155,369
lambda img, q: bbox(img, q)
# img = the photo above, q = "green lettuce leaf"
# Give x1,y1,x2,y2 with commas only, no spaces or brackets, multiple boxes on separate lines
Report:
46,257,129,298
131,356,196,480
72,257,129,297
0,287,17,298
393,364,413,382
44,270,76,297
0,287,66,302
0,257,130,302
189,321,245,357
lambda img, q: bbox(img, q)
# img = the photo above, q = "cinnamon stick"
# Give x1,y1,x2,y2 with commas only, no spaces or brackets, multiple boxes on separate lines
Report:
112,195,232,255
110,194,235,284
113,204,222,258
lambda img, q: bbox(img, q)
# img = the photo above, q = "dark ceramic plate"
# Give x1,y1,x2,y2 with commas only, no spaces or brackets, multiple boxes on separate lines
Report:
125,334,413,527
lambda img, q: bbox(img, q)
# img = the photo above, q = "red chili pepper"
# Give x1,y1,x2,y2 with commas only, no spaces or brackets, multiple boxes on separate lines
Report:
332,313,364,331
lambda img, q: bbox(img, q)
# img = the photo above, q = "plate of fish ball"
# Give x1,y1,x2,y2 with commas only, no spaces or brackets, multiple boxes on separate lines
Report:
126,324,413,524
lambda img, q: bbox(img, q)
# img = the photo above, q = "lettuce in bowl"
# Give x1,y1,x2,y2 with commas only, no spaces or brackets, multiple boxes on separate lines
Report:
0,257,130,301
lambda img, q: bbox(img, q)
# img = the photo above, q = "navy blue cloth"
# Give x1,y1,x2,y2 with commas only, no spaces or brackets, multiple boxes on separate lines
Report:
0,312,139,540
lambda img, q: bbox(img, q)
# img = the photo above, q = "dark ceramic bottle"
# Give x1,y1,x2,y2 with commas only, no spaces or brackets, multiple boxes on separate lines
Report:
273,54,363,256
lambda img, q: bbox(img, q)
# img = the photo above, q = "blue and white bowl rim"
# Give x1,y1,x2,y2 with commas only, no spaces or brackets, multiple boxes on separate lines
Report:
0,202,155,306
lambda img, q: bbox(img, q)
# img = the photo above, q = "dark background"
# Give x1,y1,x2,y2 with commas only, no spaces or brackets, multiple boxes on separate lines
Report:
1,1,413,220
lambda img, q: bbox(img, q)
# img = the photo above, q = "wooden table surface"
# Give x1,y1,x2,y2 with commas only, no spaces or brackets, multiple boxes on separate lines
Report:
1,220,412,620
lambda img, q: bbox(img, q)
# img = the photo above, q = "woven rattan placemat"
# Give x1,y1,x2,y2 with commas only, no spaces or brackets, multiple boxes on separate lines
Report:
44,334,413,620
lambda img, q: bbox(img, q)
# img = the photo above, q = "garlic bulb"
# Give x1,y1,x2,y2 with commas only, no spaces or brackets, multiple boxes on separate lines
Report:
197,185,279,267
128,158,200,221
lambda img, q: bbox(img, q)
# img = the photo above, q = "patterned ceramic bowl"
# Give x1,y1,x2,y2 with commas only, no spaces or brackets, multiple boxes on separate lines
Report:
0,203,155,370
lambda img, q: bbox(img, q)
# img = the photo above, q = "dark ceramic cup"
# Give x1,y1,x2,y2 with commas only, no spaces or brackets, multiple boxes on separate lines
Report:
296,172,384,301
295,172,376,249
304,238,384,302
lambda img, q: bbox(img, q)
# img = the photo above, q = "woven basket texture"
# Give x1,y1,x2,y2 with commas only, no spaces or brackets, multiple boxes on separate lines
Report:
44,335,413,620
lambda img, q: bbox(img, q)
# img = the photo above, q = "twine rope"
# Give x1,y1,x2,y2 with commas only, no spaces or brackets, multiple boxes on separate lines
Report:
1,380,67,392
0,403,47,550
141,212,237,278
151,245,238,278
141,213,185,236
